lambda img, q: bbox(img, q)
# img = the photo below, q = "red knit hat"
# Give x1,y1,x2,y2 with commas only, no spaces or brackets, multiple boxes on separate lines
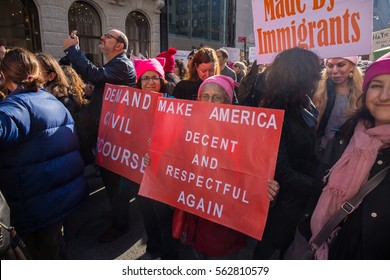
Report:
156,48,177,73
134,58,165,80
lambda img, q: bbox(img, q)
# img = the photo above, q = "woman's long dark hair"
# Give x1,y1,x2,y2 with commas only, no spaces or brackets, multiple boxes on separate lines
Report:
261,47,321,112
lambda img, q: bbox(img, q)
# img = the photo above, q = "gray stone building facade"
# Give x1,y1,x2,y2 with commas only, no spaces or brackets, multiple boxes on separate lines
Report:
1,0,165,63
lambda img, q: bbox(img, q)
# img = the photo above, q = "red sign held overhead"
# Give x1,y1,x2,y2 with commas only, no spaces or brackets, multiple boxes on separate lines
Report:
139,98,284,240
238,36,246,43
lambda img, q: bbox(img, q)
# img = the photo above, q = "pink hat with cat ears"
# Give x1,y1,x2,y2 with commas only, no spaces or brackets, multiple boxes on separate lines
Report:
134,58,165,80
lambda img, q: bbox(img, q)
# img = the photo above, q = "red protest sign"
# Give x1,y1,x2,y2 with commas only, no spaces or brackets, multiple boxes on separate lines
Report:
139,98,284,240
96,84,162,184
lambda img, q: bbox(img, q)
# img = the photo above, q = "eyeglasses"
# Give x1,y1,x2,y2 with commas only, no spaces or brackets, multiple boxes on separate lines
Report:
140,76,160,83
200,94,225,103
103,33,126,46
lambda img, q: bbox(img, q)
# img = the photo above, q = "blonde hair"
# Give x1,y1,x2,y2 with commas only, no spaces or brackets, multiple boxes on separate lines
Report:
313,65,363,123
233,61,247,76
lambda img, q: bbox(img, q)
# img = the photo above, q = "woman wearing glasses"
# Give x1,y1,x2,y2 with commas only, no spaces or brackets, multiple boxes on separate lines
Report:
134,58,179,260
185,75,280,259
134,58,168,94
143,75,279,259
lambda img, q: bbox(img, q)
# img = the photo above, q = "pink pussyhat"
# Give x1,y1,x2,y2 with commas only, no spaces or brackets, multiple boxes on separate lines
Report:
324,56,359,65
198,75,236,103
134,58,165,80
363,52,390,92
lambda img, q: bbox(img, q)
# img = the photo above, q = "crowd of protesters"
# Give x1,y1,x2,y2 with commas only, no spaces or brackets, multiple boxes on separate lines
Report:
0,29,389,261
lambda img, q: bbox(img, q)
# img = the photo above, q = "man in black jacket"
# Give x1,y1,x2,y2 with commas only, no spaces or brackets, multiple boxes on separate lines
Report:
63,29,137,242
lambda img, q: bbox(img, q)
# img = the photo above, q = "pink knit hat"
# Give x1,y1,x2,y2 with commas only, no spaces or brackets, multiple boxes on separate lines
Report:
324,56,359,65
156,48,177,73
363,52,390,92
134,58,165,80
198,75,235,103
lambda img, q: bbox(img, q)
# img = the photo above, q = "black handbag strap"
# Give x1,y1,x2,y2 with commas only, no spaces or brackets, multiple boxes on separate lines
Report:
310,165,390,252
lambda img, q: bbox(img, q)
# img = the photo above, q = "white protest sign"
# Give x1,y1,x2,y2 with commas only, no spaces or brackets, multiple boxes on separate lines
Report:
225,47,241,64
176,50,191,63
372,28,390,52
251,0,374,64
249,47,257,63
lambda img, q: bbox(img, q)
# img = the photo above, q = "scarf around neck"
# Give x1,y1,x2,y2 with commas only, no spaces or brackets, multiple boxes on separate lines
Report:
310,121,390,259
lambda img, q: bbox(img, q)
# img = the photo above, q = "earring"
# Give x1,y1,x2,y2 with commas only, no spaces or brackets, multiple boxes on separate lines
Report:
348,72,353,78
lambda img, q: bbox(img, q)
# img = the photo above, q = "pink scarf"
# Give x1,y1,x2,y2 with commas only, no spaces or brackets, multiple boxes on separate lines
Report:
310,121,390,259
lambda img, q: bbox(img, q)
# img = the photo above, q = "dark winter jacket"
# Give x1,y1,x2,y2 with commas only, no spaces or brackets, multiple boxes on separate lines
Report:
261,109,319,250
0,89,88,233
314,124,390,259
172,80,202,101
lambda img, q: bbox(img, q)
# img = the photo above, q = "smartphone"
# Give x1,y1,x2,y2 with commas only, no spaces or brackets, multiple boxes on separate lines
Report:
70,30,77,38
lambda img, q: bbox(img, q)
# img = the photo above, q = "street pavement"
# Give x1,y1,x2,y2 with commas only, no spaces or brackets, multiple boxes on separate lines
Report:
65,165,256,260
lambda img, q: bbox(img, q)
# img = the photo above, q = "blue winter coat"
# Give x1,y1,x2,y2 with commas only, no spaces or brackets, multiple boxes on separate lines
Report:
0,88,88,233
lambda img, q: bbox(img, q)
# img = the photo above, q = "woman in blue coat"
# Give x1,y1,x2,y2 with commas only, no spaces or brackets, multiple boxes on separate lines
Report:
0,48,88,259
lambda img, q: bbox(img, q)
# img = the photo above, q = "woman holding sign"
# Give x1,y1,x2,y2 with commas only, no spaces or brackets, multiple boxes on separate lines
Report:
186,75,280,259
144,75,279,259
134,58,179,260
134,58,168,95
252,47,322,259
189,75,247,259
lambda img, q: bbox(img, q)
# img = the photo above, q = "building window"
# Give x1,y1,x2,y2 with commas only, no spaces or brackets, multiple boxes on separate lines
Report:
0,0,41,52
126,11,151,58
168,0,226,43
68,1,102,66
